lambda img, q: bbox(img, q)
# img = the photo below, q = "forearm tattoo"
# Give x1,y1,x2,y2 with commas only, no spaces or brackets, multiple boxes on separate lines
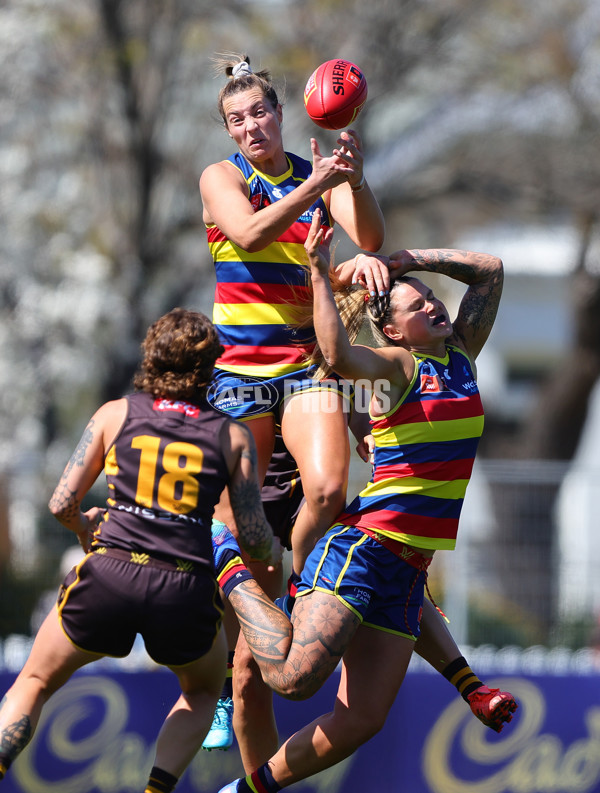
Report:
413,248,503,340
229,477,272,557
414,248,496,282
48,483,80,523
0,698,32,765
230,441,272,557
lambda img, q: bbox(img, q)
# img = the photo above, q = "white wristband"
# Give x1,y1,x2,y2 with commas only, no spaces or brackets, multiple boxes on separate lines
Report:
351,175,366,193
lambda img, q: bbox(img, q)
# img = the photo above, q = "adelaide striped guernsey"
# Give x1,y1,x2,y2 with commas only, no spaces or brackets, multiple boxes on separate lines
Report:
338,345,484,551
206,151,333,378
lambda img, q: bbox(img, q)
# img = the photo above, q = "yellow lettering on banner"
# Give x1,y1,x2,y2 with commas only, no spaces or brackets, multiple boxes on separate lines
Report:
14,676,133,793
13,674,353,793
423,678,600,793
561,710,600,788
13,674,599,793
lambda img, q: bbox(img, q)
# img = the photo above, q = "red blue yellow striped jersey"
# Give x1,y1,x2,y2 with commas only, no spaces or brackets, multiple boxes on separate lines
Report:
337,345,484,551
206,151,333,377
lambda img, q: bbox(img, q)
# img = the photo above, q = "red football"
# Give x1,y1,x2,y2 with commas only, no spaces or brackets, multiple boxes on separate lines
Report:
304,59,368,131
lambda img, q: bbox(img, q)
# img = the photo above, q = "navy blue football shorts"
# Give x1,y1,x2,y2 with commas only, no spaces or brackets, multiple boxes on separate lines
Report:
296,525,428,640
261,434,304,550
206,365,353,422
57,550,223,666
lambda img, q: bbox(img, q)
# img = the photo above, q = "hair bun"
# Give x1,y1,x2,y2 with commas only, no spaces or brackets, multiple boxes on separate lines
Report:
231,61,252,79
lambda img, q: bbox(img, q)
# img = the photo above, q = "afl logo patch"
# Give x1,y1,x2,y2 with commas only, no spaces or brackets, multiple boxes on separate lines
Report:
207,374,279,416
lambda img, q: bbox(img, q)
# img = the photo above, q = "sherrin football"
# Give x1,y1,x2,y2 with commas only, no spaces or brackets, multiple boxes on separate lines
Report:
304,59,368,131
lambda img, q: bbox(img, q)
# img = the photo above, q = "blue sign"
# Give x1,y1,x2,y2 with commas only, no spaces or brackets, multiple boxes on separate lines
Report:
1,669,599,793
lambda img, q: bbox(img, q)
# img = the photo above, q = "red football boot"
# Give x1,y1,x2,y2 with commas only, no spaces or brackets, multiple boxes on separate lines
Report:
467,685,518,732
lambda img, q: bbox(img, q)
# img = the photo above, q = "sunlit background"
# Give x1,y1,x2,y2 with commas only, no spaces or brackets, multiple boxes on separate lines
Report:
2,0,600,671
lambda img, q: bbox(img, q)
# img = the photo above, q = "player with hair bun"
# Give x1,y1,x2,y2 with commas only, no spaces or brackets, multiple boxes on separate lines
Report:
199,51,387,759
200,52,385,582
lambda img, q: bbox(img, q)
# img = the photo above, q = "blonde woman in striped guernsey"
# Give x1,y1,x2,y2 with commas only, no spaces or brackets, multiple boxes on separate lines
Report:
200,53,385,585
216,211,515,793
199,52,386,758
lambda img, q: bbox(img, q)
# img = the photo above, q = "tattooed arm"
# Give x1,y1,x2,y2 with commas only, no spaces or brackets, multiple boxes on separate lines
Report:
221,420,281,567
388,248,504,361
48,398,127,551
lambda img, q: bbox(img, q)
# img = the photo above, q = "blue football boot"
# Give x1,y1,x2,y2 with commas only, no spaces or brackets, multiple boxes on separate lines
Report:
202,696,234,751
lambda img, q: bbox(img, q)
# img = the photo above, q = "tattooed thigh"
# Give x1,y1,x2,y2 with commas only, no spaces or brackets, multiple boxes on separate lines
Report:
276,593,360,698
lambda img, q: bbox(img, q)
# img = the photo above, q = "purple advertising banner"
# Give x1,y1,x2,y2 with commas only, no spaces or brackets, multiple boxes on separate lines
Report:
1,668,599,793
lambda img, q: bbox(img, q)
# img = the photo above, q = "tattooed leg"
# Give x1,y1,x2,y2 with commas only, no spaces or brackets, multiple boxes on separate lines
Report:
229,581,360,700
0,697,32,777
262,624,416,789
0,608,100,780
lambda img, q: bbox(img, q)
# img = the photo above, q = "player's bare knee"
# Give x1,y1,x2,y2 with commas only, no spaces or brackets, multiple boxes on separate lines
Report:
233,659,266,702
305,481,346,518
344,708,387,743
271,673,323,701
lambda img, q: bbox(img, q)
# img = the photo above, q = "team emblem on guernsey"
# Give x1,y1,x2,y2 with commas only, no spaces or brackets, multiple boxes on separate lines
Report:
398,546,415,562
250,192,270,211
130,552,150,565
420,374,445,392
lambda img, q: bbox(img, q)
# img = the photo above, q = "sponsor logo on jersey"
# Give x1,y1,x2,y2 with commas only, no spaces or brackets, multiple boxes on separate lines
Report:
114,503,202,524
207,375,279,416
350,587,371,605
299,206,327,224
153,398,200,417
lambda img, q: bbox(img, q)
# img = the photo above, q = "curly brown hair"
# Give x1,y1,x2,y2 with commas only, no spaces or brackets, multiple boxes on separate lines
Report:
213,52,282,125
133,308,224,401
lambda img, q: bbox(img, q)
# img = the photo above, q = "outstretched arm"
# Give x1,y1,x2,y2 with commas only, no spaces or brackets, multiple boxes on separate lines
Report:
307,209,409,389
388,248,504,360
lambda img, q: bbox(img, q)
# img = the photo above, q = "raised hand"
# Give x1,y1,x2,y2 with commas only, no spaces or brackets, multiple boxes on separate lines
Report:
305,208,334,274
